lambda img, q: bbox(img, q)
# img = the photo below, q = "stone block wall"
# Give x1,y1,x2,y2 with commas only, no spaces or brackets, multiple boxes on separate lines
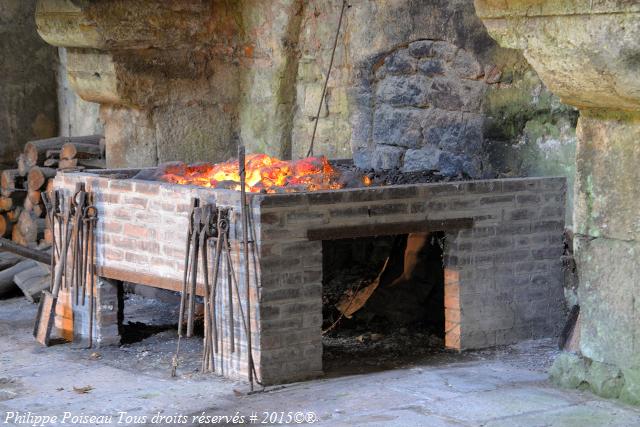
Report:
55,171,566,384
356,40,487,176
40,0,577,225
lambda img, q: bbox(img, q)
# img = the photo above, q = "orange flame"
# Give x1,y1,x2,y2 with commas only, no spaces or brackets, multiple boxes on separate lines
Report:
160,154,344,193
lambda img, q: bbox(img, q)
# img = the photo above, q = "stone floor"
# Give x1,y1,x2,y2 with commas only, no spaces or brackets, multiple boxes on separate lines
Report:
1,296,639,427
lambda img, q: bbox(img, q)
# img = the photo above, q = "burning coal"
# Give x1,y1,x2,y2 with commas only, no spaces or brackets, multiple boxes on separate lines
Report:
156,154,354,193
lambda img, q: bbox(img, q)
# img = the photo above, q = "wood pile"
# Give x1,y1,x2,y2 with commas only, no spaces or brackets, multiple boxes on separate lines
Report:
0,135,104,303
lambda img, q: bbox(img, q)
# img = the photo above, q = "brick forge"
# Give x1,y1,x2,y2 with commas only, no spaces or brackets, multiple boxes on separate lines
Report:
53,170,567,385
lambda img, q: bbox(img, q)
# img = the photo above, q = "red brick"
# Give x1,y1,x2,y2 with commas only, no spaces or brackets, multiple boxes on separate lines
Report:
123,196,148,209
113,208,132,221
104,248,124,262
134,181,160,195
162,245,184,258
125,251,149,264
109,180,133,191
103,222,123,233
123,224,155,239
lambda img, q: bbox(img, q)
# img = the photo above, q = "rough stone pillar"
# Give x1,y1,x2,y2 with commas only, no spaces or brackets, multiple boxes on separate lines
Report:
474,1,640,404
35,0,243,168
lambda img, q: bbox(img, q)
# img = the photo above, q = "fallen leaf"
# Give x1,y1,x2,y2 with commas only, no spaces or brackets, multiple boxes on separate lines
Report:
73,385,94,394
89,352,101,360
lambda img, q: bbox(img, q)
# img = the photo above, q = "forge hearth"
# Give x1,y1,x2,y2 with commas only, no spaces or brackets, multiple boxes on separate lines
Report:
53,170,566,385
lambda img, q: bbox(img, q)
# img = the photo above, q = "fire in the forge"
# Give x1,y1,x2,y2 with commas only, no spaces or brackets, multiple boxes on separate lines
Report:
159,154,346,193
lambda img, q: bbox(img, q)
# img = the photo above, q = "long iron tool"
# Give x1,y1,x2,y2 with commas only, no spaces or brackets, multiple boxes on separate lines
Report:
178,198,199,338
238,145,254,391
186,207,202,338
34,183,83,346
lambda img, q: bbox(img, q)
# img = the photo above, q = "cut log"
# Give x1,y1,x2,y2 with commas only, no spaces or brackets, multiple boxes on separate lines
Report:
1,169,25,192
24,135,102,166
28,190,42,206
0,260,39,298
14,263,50,303
43,159,58,168
45,149,60,159
17,154,33,177
7,207,22,223
58,159,78,170
27,167,57,191
60,142,102,160
0,197,12,211
17,210,45,243
0,214,13,238
0,237,50,263
43,228,53,245
12,227,27,246
24,198,45,217
0,251,20,270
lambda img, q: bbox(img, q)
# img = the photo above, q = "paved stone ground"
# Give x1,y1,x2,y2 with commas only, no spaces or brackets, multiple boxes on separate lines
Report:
1,296,639,427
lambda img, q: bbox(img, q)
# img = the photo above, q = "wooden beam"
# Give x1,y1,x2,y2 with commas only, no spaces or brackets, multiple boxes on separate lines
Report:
307,218,473,241
97,266,206,296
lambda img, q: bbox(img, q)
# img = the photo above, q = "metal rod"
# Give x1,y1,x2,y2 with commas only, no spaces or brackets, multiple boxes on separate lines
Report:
187,207,202,338
306,0,348,157
178,198,198,338
210,213,226,355
238,145,254,391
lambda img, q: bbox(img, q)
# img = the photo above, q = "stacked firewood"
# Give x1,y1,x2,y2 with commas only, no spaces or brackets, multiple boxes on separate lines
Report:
0,135,104,303
0,135,104,248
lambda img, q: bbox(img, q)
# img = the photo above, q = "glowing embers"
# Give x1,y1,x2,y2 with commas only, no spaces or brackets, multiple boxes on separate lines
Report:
160,154,346,193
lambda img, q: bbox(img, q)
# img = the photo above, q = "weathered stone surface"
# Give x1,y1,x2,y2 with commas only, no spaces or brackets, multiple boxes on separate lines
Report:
39,0,577,198
575,236,640,370
418,59,445,77
574,111,640,241
57,48,103,137
550,352,590,390
372,106,424,148
36,0,220,50
1,0,58,164
371,145,405,170
358,36,490,176
475,1,640,111
551,353,630,401
408,40,435,59
376,75,430,107
476,0,640,406
452,49,484,80
402,145,441,172
587,360,624,399
428,78,464,111
621,368,640,405
377,50,417,77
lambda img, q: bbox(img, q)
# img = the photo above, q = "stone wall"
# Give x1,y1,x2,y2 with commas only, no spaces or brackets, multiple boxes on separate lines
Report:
474,0,640,405
0,0,58,165
41,0,577,221
287,0,577,221
56,48,103,137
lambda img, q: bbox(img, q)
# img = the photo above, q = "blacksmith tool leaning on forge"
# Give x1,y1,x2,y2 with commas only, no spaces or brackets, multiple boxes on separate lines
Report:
34,183,84,346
